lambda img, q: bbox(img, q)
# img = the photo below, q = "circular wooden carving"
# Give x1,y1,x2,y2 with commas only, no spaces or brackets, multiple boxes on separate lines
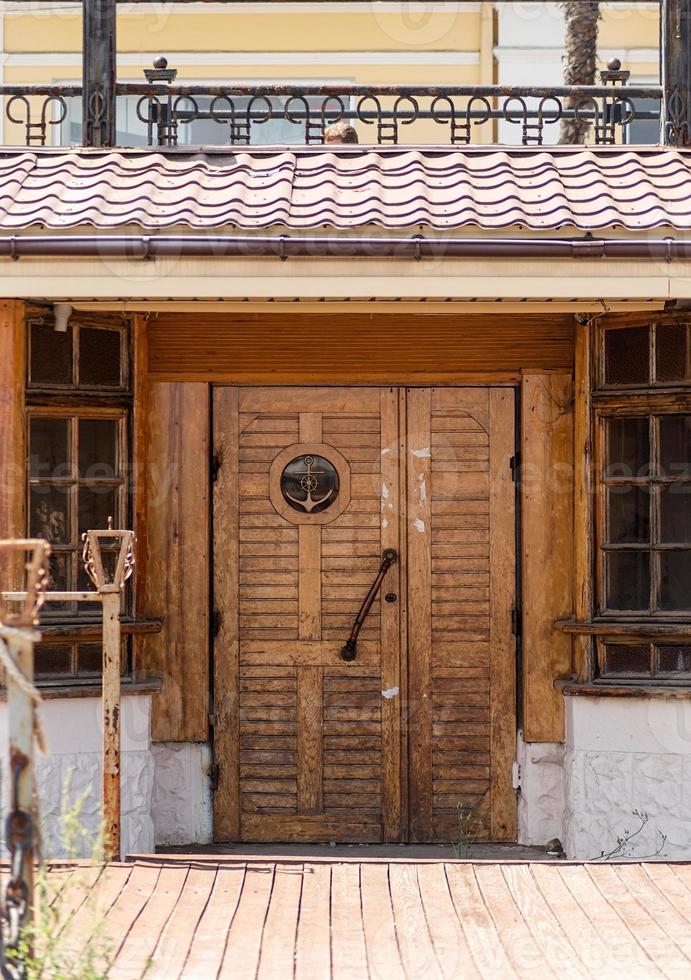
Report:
269,443,351,525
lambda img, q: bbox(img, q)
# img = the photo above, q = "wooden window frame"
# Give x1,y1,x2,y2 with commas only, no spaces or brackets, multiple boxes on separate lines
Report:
594,394,691,621
596,316,691,393
596,638,691,685
27,316,129,394
27,405,129,622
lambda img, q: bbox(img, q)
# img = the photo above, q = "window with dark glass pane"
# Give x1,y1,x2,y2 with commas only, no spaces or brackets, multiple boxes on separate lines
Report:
33,639,131,682
657,645,691,674
606,550,650,611
34,644,73,679
659,415,691,478
601,643,652,676
29,418,70,478
29,321,73,387
656,323,691,383
604,326,650,386
27,411,125,622
78,327,122,388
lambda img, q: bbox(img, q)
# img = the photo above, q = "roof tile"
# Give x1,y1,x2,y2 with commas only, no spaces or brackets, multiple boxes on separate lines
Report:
0,146,690,232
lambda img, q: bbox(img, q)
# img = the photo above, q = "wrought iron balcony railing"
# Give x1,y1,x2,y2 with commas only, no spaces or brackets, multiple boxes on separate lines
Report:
1,59,663,149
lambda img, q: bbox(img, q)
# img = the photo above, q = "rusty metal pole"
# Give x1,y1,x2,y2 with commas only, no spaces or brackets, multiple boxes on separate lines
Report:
661,0,691,144
5,631,36,912
82,0,117,146
100,589,122,861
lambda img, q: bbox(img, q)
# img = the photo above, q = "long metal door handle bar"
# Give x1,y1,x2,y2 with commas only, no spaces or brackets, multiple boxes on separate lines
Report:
341,549,398,662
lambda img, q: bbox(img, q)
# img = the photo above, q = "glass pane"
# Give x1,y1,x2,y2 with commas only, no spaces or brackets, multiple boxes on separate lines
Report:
78,328,122,387
43,553,73,615
76,643,102,675
659,415,691,478
46,552,70,592
29,322,72,386
605,418,650,478
35,644,73,678
656,323,690,382
607,486,650,543
29,418,70,479
604,326,650,386
78,486,118,537
78,419,119,478
29,485,70,543
659,485,691,543
606,550,650,611
76,641,129,677
75,563,101,615
602,644,651,675
660,550,691,610
657,645,691,674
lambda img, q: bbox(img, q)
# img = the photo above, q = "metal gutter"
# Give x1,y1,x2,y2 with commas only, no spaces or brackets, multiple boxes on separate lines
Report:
0,234,689,261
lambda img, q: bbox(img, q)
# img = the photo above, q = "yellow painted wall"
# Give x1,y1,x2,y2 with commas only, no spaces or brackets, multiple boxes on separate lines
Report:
4,9,482,54
598,5,659,51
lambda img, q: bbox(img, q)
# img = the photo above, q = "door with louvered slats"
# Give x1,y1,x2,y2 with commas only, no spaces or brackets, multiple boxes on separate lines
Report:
407,387,516,842
212,387,402,842
212,385,516,843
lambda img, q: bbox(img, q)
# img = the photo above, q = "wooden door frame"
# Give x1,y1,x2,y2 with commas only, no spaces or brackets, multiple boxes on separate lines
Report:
210,382,519,844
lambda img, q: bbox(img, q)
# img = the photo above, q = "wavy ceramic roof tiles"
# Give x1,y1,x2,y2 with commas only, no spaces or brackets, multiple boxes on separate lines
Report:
0,147,690,231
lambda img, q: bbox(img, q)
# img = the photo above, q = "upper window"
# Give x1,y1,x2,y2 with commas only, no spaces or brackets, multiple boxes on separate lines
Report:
601,322,691,390
28,317,127,391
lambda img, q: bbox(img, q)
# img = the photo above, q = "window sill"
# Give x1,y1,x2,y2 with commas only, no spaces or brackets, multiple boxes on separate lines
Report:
39,619,163,640
556,619,691,639
558,681,691,699
0,678,162,701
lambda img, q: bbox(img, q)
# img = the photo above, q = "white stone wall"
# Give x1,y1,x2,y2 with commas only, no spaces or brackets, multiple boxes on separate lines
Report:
563,696,691,860
152,741,213,846
516,731,565,847
0,695,155,858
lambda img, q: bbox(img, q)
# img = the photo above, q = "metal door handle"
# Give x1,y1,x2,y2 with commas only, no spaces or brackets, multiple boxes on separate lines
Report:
341,548,398,662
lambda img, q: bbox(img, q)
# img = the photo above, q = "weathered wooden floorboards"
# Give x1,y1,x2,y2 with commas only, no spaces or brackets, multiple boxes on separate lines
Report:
40,858,691,979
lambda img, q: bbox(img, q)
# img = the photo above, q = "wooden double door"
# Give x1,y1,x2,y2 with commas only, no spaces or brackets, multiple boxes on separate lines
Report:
212,386,516,843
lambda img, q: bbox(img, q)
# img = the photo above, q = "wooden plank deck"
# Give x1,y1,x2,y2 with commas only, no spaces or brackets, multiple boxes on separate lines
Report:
42,857,691,979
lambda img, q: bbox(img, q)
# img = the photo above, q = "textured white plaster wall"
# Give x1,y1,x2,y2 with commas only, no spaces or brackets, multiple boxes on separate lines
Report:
152,741,213,846
563,696,691,860
516,731,565,846
0,695,155,858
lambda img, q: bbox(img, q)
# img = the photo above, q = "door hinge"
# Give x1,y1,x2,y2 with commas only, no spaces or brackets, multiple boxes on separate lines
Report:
509,452,521,483
211,451,222,482
210,761,220,793
511,607,521,636
212,609,222,639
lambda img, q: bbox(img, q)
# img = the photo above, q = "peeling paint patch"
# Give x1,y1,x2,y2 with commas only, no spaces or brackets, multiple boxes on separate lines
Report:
382,687,399,699
411,447,431,458
415,518,425,534
382,517,389,529
381,482,390,500
381,448,391,455
418,474,427,503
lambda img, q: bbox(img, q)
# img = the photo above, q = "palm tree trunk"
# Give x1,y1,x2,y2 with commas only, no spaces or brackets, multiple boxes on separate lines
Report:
559,1,600,143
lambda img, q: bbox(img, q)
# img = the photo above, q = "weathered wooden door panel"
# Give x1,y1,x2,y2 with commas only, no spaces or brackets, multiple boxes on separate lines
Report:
407,387,516,842
213,386,402,842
